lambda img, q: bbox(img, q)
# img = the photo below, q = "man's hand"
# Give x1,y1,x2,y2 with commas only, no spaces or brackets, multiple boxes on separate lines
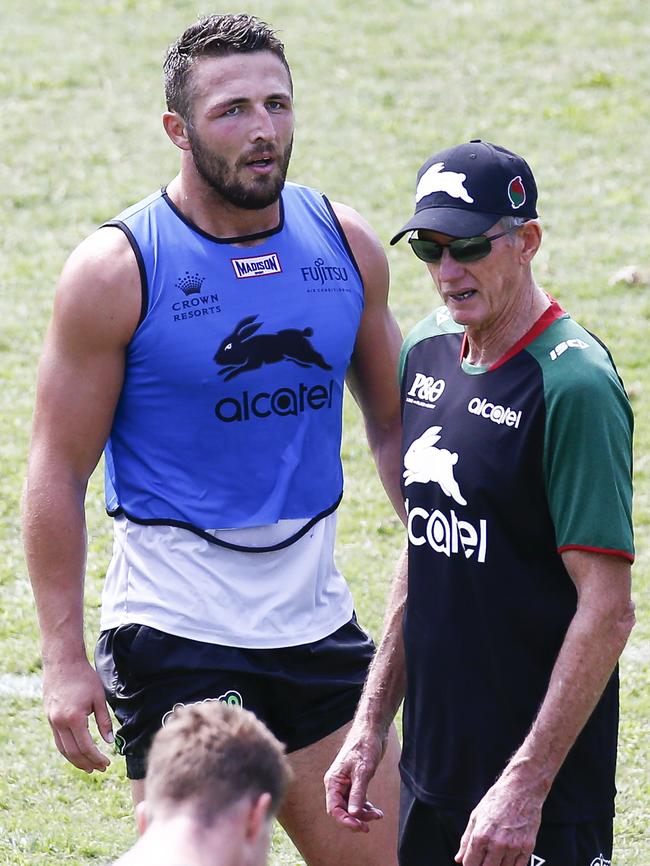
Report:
324,726,386,833
43,658,114,773
455,773,543,866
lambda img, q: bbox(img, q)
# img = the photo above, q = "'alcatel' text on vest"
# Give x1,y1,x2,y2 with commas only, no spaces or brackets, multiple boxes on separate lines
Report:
215,380,335,423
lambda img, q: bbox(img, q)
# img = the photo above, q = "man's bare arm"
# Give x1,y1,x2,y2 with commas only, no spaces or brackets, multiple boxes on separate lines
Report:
331,201,404,520
325,545,408,831
23,227,141,772
456,550,635,866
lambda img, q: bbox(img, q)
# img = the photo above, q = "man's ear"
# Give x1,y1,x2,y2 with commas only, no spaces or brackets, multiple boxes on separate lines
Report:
245,792,273,842
135,800,149,836
163,111,192,151
518,219,542,264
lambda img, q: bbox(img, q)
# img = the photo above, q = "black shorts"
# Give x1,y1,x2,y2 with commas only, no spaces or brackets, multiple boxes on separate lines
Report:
95,616,375,779
398,784,613,866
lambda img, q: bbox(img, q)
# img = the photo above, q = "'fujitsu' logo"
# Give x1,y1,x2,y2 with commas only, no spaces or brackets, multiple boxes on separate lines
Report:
301,257,349,285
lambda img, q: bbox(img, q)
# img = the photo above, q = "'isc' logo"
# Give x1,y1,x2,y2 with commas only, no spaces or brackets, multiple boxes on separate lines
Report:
549,338,589,361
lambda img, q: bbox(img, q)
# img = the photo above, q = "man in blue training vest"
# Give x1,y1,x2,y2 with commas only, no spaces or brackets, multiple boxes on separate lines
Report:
325,141,635,866
24,14,402,866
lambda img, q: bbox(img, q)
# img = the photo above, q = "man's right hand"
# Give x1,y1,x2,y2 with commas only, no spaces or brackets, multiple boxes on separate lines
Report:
324,724,386,833
43,658,114,773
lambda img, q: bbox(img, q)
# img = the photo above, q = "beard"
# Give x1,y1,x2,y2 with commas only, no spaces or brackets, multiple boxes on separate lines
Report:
187,127,293,211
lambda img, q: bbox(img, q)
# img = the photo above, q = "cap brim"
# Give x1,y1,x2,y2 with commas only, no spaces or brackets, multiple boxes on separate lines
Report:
389,207,504,245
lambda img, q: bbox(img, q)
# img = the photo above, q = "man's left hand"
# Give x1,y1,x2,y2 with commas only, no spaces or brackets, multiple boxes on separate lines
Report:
455,774,543,866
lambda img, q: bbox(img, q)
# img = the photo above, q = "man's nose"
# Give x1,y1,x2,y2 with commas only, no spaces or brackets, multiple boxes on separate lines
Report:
250,106,276,142
437,246,465,280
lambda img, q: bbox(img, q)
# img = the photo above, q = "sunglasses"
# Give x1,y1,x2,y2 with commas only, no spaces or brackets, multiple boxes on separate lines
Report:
408,223,524,264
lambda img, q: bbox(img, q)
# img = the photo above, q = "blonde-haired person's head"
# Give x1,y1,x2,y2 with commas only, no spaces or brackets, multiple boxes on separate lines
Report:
115,701,292,866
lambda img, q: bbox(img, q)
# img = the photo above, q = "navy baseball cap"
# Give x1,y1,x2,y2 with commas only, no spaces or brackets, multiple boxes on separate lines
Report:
390,140,538,244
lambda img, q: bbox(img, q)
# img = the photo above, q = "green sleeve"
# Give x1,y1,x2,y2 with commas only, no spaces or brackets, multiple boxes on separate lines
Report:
535,331,634,559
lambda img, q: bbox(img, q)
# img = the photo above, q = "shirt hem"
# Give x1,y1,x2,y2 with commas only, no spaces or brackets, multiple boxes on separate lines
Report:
399,765,616,823
558,543,634,563
99,601,355,649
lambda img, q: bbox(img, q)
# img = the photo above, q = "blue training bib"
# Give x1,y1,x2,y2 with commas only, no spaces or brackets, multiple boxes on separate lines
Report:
103,183,364,537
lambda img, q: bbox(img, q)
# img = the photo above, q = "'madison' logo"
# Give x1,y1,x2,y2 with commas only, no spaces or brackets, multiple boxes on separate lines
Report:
175,270,205,295
215,381,334,423
230,253,282,280
214,315,332,381
406,373,446,410
467,397,523,429
589,856,611,866
231,253,282,279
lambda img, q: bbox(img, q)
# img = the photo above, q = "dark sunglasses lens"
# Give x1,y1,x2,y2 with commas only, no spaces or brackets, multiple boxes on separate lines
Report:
450,236,492,262
409,238,443,262
409,235,493,263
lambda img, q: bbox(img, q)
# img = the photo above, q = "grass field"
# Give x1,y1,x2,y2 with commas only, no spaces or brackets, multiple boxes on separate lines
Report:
1,0,649,863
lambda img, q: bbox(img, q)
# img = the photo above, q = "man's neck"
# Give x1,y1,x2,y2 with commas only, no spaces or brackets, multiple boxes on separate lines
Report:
464,283,550,368
165,172,281,243
113,815,243,866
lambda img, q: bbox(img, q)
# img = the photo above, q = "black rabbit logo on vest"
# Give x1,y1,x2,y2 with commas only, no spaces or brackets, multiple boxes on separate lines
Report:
214,315,333,381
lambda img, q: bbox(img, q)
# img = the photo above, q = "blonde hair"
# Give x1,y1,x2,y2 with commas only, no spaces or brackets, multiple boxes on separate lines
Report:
145,702,292,824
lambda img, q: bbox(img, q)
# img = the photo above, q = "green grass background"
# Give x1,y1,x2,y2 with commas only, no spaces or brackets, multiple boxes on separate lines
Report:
1,0,648,863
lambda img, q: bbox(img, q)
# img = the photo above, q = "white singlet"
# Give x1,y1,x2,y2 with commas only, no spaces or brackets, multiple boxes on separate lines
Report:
100,512,353,649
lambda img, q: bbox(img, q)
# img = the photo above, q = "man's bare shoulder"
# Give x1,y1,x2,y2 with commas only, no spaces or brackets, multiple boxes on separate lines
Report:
54,226,142,347
329,200,388,301
329,200,383,252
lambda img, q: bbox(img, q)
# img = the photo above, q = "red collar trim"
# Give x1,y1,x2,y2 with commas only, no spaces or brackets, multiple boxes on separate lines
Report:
460,297,565,370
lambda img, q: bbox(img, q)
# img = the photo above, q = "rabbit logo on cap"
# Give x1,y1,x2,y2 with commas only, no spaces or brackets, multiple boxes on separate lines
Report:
415,162,474,205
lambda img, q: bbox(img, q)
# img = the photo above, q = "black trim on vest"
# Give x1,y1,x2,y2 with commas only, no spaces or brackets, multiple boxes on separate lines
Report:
107,493,343,553
322,195,363,281
101,220,149,329
160,187,285,244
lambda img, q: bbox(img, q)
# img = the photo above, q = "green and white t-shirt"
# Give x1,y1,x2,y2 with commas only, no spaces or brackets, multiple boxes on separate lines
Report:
398,298,633,821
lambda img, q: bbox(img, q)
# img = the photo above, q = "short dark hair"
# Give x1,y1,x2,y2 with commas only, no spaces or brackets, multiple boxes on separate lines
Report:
145,701,292,824
163,14,292,122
